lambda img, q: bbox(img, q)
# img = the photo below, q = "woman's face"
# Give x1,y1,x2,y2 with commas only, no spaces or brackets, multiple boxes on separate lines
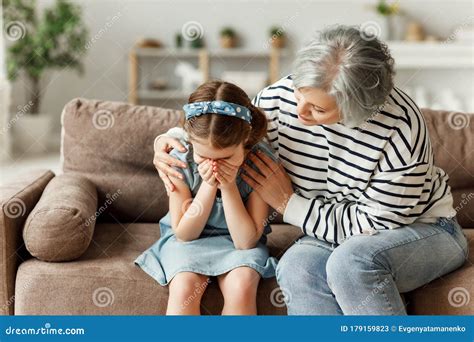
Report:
294,87,341,125
191,137,246,167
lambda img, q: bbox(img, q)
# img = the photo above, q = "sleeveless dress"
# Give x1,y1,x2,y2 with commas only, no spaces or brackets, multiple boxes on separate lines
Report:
134,139,278,285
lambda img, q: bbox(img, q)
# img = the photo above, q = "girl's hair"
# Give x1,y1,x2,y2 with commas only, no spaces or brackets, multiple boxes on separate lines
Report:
184,80,268,150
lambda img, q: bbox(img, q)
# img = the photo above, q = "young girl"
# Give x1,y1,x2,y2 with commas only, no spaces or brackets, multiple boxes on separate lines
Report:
134,80,278,315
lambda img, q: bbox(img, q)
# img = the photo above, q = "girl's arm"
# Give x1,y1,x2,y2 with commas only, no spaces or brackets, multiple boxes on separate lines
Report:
220,183,269,249
169,176,218,241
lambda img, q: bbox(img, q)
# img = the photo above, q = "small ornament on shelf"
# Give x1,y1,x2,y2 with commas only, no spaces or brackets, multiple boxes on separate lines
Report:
367,0,406,41
135,38,162,48
190,37,205,49
405,22,425,42
220,27,237,48
269,26,286,49
175,33,183,48
175,62,204,93
148,78,168,91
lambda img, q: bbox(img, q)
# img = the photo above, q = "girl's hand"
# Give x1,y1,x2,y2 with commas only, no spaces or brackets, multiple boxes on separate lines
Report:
198,159,218,187
213,160,240,190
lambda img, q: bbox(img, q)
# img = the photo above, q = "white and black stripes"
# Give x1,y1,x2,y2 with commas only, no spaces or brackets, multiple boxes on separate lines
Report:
252,76,455,245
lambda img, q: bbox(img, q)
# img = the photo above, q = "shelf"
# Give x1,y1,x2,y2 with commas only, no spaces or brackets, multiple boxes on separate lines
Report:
137,89,188,100
137,89,259,101
134,48,201,58
133,47,290,58
208,49,290,58
129,46,289,104
388,41,474,68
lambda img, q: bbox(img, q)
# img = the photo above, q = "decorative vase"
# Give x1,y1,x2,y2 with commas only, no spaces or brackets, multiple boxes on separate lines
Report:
220,36,236,49
391,14,407,41
271,36,286,49
384,16,395,41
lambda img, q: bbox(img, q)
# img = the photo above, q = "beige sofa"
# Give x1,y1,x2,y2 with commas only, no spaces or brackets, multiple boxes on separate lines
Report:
1,98,472,315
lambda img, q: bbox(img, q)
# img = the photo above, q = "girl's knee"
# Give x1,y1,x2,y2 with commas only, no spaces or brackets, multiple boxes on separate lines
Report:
221,267,260,300
169,272,209,301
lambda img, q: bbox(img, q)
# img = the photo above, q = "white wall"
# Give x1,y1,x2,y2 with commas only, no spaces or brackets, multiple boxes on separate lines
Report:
1,4,11,161
8,0,474,143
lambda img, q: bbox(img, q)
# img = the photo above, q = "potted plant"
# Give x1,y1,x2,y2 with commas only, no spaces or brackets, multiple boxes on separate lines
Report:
4,0,88,154
371,0,405,41
269,26,286,49
220,27,237,48
190,36,204,49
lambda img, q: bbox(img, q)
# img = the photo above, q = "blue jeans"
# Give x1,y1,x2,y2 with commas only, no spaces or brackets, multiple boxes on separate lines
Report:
276,217,469,315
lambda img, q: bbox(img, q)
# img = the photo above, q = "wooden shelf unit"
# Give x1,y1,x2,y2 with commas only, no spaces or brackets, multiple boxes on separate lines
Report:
128,47,289,104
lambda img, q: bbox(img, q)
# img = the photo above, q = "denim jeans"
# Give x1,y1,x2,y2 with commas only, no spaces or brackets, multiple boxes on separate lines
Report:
276,217,469,315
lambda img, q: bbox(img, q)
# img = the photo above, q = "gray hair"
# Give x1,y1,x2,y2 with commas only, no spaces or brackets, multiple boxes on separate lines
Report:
292,25,395,127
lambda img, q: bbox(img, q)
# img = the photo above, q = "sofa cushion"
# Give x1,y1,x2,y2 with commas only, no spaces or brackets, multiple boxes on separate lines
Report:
61,98,184,223
422,108,473,191
15,223,302,315
422,109,473,228
23,174,97,262
405,229,474,315
452,188,474,230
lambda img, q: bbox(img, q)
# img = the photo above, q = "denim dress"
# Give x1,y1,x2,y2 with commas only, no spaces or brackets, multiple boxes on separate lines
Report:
134,139,278,285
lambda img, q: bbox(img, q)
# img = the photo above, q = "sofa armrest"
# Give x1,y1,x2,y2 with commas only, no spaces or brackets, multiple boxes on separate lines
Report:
0,169,55,315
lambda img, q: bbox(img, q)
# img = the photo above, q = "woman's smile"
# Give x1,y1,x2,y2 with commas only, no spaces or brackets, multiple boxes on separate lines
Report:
297,113,314,123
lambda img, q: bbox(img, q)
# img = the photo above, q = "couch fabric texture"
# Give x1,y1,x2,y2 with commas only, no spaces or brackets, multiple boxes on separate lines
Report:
1,98,472,315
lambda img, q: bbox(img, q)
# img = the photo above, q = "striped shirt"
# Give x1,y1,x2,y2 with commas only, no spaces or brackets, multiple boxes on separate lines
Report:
164,75,455,245
252,75,455,245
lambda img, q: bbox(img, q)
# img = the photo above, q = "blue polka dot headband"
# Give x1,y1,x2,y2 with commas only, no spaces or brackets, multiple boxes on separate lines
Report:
183,101,252,124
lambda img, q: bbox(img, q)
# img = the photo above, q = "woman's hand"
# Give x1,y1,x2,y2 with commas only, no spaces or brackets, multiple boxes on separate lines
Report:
213,160,240,190
198,159,219,187
153,136,188,194
241,151,294,214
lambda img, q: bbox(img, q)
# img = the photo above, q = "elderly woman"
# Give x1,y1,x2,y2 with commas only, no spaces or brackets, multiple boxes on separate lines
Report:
153,25,468,315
